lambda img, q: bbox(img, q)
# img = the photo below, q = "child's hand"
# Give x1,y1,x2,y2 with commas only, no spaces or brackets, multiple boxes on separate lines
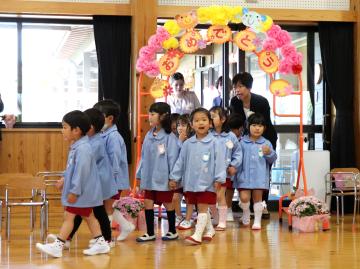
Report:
168,180,177,190
67,193,78,203
214,181,221,190
178,131,187,142
262,145,271,155
55,177,64,190
227,166,237,176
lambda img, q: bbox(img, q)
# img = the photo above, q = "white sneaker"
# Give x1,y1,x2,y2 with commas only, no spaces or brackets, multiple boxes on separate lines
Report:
226,208,234,222
89,239,115,248
46,234,70,250
117,221,135,241
83,237,110,256
175,215,184,227
177,220,192,230
36,240,63,258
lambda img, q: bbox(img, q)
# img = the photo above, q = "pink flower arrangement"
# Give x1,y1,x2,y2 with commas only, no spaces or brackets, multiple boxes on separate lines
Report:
136,27,171,77
113,197,145,219
262,24,303,75
288,196,329,217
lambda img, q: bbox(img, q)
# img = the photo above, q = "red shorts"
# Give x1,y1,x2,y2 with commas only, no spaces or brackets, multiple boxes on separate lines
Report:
184,191,216,205
144,190,174,205
111,190,123,200
66,206,93,217
221,178,234,189
174,188,183,194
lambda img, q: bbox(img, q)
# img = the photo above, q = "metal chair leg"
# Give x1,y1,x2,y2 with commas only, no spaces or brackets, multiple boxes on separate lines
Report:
30,204,34,231
341,196,344,218
353,196,357,224
336,196,339,225
45,200,49,233
6,206,10,241
40,205,44,241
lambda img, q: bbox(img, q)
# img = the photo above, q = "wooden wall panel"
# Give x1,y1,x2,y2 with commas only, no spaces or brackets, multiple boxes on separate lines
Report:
0,1,131,16
0,129,68,175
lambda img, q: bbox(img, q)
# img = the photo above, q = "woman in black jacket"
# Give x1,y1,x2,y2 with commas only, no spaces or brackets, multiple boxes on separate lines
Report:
230,72,278,218
230,72,277,149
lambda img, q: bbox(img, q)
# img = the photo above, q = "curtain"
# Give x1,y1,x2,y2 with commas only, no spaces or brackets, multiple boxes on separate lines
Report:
93,16,132,163
319,22,355,168
319,22,355,212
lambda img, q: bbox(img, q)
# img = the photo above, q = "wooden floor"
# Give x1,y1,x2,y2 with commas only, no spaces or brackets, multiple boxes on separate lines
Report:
1,209,360,269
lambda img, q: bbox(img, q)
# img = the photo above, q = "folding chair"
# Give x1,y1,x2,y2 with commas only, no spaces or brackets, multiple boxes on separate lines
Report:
325,168,359,224
36,171,64,232
0,174,47,241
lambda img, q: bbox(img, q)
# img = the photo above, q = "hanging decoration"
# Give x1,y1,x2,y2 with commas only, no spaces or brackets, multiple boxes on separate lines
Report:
136,5,302,99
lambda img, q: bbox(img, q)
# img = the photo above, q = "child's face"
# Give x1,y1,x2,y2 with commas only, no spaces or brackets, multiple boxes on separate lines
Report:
249,123,265,139
210,111,225,130
191,112,210,137
177,121,188,136
148,112,160,127
171,121,177,134
231,128,242,138
61,121,80,142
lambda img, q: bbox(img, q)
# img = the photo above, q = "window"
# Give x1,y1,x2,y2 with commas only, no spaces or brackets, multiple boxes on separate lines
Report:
0,18,98,124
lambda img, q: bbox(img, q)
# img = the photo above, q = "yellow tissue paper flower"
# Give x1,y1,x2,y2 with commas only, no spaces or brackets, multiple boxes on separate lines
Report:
230,6,243,23
164,20,181,36
162,37,179,50
197,7,210,23
261,16,273,32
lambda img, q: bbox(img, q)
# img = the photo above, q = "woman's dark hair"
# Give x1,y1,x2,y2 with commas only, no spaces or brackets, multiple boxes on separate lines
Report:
232,72,253,90
177,114,193,137
93,100,121,122
62,110,90,136
248,113,266,127
170,72,185,84
84,108,105,133
149,102,172,134
190,107,212,124
227,113,245,129
209,106,230,133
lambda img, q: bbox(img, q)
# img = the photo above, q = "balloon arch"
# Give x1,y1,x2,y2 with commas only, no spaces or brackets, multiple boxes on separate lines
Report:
135,6,308,198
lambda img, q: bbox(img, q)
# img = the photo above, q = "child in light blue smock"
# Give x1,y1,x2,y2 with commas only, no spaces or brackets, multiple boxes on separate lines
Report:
94,100,133,241
65,108,117,246
234,113,277,230
209,106,242,231
170,108,226,245
36,110,109,258
136,102,180,242
173,114,194,230
226,113,245,221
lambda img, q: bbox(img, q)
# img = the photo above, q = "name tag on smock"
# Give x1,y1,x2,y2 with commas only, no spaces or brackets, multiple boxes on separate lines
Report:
202,152,210,162
258,147,263,157
158,144,166,155
225,140,234,149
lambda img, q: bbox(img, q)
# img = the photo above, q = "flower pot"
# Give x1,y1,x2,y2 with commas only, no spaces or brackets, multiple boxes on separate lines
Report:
292,214,330,232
